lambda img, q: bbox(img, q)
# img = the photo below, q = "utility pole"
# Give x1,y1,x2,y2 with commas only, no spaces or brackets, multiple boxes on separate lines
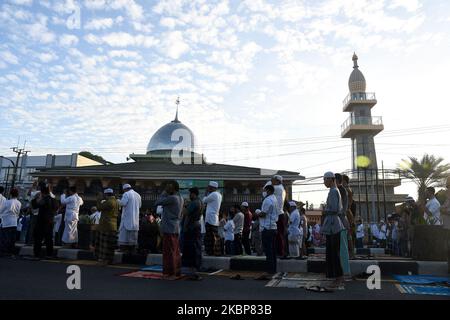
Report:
10,145,30,190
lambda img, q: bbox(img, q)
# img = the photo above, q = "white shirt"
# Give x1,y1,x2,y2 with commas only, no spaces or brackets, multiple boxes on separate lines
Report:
202,191,222,226
0,198,21,228
54,213,62,233
260,194,279,230
233,211,244,235
61,193,84,222
224,219,235,241
119,189,142,231
370,223,379,239
425,197,441,225
264,181,286,216
356,223,364,239
200,214,206,234
378,224,387,240
288,209,302,237
90,211,101,224
0,194,6,209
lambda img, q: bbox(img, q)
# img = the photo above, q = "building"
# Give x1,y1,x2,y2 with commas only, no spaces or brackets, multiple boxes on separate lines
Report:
32,108,304,211
0,153,103,195
305,210,322,226
341,53,407,222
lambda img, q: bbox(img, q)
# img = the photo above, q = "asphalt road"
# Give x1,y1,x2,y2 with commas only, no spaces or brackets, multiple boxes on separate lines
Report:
0,256,448,300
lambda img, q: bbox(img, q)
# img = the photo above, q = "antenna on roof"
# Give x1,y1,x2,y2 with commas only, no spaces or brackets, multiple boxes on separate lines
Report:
174,96,180,122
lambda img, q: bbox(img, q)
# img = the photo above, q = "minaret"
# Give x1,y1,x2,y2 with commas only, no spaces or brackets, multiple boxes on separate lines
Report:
341,53,383,171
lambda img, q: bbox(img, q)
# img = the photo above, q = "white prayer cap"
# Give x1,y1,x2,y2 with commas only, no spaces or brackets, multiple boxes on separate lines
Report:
255,209,261,214
241,201,249,207
122,184,131,190
208,181,219,188
156,205,163,215
289,201,297,207
272,175,283,182
380,219,385,223
323,171,335,179
104,188,113,194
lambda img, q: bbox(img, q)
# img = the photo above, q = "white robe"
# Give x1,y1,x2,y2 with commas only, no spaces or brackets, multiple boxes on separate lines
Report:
61,193,84,244
288,209,302,257
118,189,141,245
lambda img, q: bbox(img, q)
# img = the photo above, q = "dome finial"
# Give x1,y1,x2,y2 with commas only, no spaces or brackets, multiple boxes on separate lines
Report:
352,52,359,69
173,96,180,123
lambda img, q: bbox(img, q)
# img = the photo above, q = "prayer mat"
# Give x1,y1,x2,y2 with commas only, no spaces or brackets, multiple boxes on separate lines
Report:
213,270,268,278
119,271,164,279
396,284,450,296
393,275,450,285
119,271,187,280
265,273,345,290
141,265,163,272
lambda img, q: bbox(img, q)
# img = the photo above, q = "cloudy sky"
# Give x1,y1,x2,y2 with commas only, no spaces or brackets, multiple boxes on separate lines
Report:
1,0,450,205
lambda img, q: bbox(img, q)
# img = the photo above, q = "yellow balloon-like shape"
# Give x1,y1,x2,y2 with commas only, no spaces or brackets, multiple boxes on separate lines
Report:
356,155,371,168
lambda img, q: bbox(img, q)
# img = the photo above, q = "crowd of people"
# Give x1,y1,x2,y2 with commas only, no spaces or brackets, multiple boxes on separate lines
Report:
0,174,449,283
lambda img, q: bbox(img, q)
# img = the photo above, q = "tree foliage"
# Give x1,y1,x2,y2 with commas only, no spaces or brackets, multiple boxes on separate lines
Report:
398,154,450,203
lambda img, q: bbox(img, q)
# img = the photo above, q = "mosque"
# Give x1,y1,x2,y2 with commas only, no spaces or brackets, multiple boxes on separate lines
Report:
32,100,303,210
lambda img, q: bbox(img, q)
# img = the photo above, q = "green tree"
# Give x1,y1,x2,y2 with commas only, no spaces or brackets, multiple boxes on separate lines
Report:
398,154,450,203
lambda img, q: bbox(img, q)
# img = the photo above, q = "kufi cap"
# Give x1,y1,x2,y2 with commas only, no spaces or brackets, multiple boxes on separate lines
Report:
241,201,249,207
273,175,283,182
323,171,335,179
255,209,261,214
104,188,113,194
208,181,219,188
122,184,132,190
288,201,297,207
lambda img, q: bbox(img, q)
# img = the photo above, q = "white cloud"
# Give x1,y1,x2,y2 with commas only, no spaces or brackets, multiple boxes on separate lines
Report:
9,0,33,5
37,51,58,63
85,18,114,30
162,31,190,59
26,17,56,43
388,0,421,12
108,50,141,59
83,0,107,10
60,34,79,46
0,51,19,64
85,32,159,47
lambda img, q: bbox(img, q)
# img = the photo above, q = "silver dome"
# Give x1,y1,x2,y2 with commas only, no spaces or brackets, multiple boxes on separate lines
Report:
146,119,196,154
348,53,366,93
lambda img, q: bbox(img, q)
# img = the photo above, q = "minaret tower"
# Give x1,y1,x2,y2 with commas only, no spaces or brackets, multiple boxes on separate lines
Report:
341,53,384,171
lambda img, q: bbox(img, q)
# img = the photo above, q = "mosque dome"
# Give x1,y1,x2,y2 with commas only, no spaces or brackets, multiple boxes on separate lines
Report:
348,53,366,93
146,110,195,155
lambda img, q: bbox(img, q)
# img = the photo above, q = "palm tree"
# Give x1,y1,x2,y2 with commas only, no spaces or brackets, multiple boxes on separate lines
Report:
398,154,450,203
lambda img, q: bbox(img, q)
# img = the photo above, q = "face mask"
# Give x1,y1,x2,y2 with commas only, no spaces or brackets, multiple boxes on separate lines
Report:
262,191,267,198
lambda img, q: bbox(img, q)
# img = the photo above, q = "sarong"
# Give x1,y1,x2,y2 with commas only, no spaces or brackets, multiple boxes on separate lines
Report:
339,230,351,275
325,233,343,278
163,233,181,276
204,223,221,256
182,227,202,270
95,231,118,262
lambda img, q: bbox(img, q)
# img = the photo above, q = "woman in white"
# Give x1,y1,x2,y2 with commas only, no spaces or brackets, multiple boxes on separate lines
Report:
60,187,84,247
0,188,21,256
287,201,303,259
